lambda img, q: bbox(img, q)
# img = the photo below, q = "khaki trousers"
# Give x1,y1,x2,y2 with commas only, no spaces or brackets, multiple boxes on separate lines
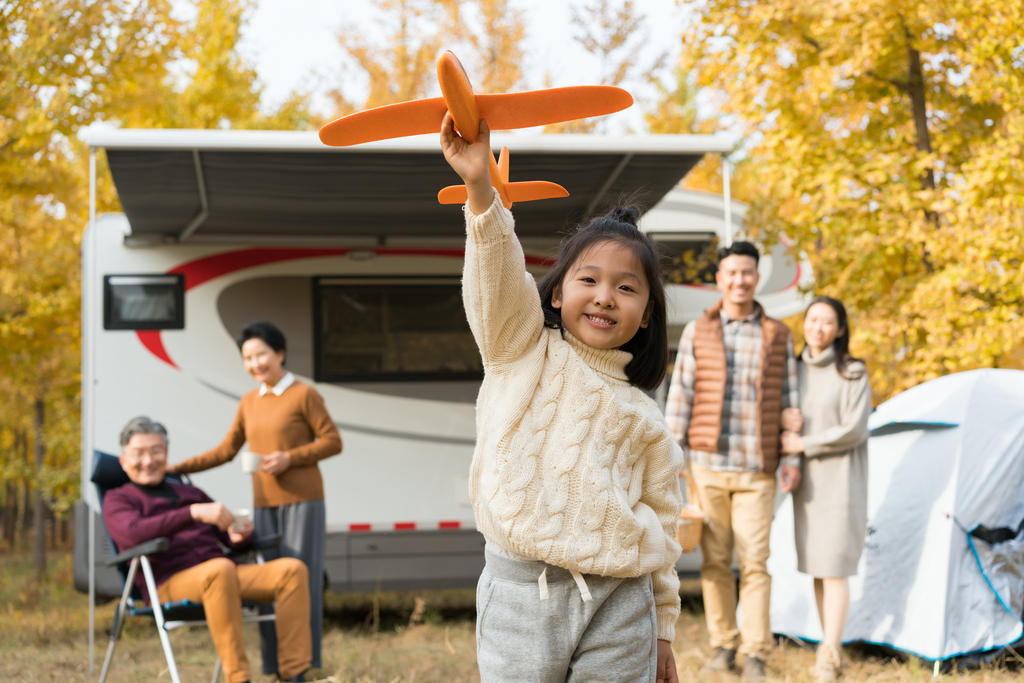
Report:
691,464,776,660
157,557,311,683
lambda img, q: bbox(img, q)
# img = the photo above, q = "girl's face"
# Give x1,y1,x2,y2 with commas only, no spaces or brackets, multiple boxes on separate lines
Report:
804,302,843,354
552,240,652,350
242,337,286,386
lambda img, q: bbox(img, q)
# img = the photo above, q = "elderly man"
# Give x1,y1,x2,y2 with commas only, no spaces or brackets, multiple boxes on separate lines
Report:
104,416,323,683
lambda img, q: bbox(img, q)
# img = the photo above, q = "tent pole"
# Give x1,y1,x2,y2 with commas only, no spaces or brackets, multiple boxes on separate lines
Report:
88,147,96,675
723,155,733,247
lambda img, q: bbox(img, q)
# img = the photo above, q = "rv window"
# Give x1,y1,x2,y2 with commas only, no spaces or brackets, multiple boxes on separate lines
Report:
654,234,718,285
315,278,483,382
103,275,185,330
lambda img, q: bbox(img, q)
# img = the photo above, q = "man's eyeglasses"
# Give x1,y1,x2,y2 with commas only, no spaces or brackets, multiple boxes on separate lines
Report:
123,447,168,463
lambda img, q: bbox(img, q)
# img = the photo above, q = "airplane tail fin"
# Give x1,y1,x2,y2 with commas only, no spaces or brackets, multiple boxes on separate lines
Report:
437,180,568,206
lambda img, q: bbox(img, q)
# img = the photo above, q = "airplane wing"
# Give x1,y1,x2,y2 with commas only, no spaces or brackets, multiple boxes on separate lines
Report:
319,98,449,147
438,181,568,206
476,86,633,130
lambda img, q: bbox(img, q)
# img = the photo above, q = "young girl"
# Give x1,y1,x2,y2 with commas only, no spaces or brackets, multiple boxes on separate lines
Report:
441,113,683,683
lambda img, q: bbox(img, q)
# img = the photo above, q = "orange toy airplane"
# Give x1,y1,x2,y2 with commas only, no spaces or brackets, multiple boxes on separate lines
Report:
319,51,633,209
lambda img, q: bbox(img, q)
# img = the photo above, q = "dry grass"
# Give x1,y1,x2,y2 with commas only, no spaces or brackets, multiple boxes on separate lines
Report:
1,551,1019,682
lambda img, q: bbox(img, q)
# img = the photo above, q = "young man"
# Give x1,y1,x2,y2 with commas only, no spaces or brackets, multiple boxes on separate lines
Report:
666,242,802,681
104,416,327,683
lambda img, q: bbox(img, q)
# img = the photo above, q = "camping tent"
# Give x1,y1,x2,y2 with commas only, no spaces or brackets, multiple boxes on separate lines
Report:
768,368,1024,661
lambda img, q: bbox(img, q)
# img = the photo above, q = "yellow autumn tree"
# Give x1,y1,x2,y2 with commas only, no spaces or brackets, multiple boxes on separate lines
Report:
680,0,1024,399
327,0,528,117
0,0,314,573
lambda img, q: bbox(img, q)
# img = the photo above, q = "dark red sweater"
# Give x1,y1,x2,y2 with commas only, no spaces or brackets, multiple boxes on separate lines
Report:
103,480,250,602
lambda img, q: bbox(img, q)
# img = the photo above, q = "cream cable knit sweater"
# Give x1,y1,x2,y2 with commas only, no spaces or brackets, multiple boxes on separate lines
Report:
463,190,684,640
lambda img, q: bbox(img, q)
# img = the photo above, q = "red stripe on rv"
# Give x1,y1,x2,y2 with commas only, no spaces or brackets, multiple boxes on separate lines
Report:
140,247,554,368
135,330,179,369
394,522,416,530
438,521,461,529
349,523,372,532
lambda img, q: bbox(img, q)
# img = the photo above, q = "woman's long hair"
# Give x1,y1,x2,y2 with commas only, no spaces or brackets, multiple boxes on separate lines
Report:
536,204,668,391
801,296,865,380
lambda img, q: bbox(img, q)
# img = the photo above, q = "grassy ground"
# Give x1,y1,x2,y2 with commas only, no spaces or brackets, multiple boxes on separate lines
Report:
1,551,1019,682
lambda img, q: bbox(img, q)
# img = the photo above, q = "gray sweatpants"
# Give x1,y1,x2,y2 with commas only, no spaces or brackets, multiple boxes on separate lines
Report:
476,549,658,683
255,500,326,673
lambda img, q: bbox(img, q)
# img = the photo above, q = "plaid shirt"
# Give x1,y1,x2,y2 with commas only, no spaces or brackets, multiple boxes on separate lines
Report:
666,305,800,472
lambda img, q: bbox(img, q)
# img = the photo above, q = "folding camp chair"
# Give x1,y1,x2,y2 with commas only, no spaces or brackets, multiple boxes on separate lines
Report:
91,451,280,683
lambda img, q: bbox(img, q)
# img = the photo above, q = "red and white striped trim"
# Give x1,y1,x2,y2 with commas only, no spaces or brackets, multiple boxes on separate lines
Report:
345,521,470,532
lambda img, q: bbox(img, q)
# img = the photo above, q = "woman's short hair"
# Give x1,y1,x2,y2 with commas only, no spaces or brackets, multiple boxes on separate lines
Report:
119,416,168,448
238,321,287,363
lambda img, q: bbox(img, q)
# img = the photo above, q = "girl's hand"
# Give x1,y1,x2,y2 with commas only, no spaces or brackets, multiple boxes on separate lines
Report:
440,112,493,214
657,640,679,683
260,450,291,476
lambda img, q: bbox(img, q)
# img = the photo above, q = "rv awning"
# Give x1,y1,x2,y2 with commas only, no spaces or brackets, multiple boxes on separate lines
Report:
81,128,734,241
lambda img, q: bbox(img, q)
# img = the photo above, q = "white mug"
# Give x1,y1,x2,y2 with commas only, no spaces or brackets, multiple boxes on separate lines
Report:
240,451,261,474
233,508,251,531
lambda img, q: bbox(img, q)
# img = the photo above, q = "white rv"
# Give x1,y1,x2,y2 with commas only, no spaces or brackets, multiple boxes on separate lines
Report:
73,129,811,604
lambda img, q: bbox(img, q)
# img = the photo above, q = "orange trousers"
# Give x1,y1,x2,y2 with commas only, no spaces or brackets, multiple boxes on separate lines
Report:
157,557,311,683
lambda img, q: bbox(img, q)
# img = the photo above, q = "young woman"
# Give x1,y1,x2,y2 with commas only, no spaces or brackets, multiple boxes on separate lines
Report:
780,297,872,683
168,321,341,679
442,113,683,683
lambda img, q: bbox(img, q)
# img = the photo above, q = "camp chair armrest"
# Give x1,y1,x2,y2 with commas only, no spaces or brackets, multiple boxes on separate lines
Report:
252,533,281,551
106,537,170,566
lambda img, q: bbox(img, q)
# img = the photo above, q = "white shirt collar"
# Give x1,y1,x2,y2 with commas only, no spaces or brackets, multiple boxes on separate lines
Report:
259,371,295,397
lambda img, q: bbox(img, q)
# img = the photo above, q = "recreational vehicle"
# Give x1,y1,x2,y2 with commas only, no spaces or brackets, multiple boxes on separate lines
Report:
73,128,811,607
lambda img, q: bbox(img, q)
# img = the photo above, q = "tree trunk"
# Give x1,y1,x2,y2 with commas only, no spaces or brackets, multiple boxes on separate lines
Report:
3,480,15,548
32,398,46,578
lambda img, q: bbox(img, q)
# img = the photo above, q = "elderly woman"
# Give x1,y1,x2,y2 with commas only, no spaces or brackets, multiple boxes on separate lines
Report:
781,296,872,683
169,322,342,677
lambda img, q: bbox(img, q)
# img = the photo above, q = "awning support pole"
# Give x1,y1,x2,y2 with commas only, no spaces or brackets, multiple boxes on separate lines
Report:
585,153,634,216
178,149,209,242
88,147,96,675
723,155,733,246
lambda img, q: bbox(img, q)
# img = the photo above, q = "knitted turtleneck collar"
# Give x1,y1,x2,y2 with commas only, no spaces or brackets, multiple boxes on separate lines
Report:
802,344,836,367
562,330,632,383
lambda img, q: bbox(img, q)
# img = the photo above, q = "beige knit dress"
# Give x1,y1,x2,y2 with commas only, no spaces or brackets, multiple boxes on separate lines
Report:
793,346,872,577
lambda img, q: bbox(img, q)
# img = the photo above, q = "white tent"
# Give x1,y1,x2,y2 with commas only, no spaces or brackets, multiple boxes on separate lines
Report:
769,368,1024,661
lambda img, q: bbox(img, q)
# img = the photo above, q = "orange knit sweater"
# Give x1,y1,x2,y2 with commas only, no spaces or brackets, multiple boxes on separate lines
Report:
174,381,342,508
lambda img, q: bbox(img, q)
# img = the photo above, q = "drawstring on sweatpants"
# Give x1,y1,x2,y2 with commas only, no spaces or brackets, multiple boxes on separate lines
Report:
537,567,592,602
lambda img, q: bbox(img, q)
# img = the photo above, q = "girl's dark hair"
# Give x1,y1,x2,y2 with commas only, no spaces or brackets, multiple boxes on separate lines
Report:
801,296,864,380
238,321,287,365
536,205,668,391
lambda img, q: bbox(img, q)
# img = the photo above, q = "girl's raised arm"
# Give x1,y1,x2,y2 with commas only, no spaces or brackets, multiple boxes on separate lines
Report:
444,117,545,366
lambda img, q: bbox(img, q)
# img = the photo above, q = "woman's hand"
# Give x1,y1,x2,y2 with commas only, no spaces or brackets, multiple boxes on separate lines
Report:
657,640,679,683
781,430,804,454
440,112,493,214
781,407,803,432
260,450,291,476
227,520,253,545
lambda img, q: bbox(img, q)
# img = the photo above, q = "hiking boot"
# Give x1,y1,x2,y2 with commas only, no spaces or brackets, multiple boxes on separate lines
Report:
815,643,842,683
742,656,767,682
702,647,738,672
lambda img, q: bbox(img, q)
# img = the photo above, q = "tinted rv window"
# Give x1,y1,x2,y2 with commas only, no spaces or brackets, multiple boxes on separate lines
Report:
654,235,718,285
103,275,185,330
315,278,482,382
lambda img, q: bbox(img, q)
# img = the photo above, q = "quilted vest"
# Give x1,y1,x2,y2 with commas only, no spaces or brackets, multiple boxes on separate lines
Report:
687,300,790,474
